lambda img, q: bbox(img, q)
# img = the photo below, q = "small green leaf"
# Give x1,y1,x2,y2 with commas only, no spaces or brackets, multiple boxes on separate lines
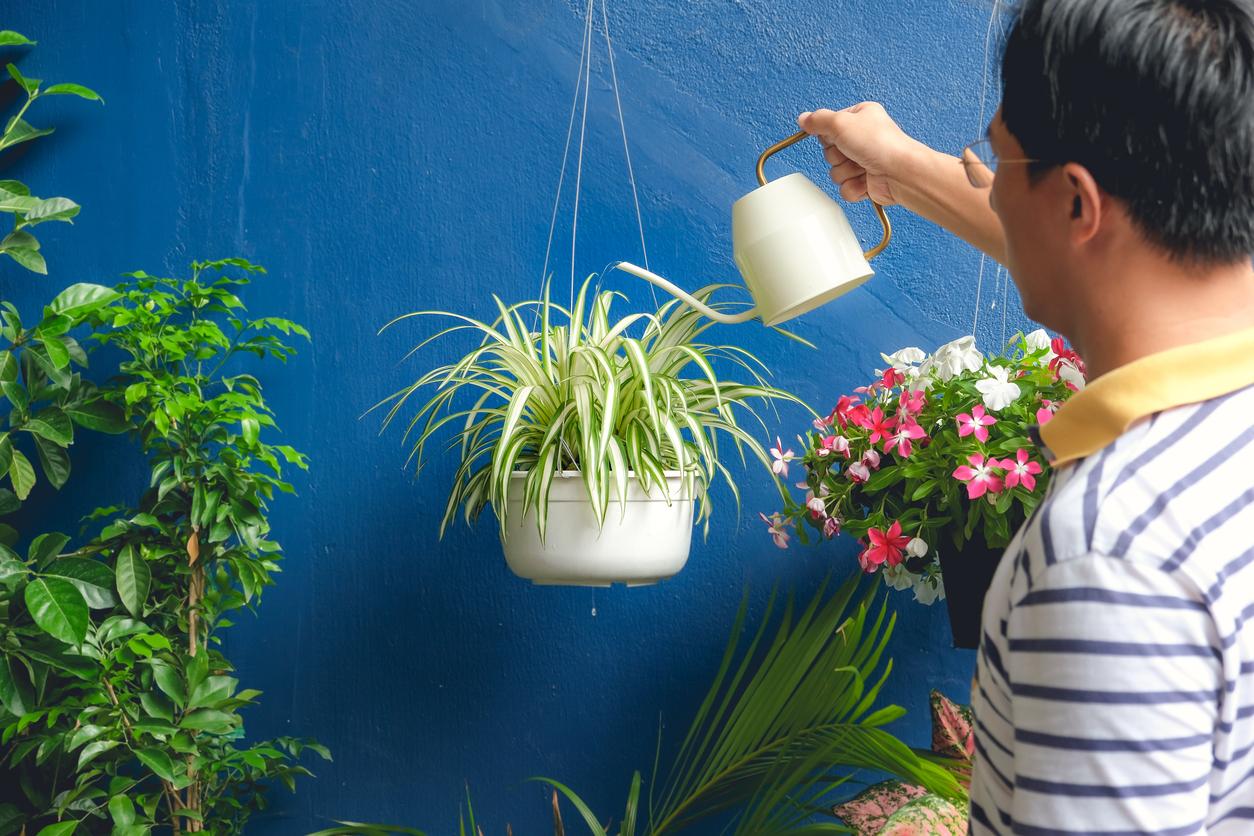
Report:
5,63,38,95
179,709,236,733
6,246,46,274
46,557,115,609
108,795,135,827
76,739,119,770
48,283,118,320
33,435,70,489
0,31,35,47
135,747,177,782
240,417,259,447
41,335,69,370
0,655,26,716
22,197,79,225
41,83,102,103
0,351,15,384
124,382,147,404
24,576,88,645
26,408,72,444
9,449,35,500
28,532,70,565
0,434,12,479
115,544,150,618
150,661,186,708
66,400,128,434
36,821,79,836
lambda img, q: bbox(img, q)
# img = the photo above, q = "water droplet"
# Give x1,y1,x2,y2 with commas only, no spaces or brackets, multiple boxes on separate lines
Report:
591,607,598,617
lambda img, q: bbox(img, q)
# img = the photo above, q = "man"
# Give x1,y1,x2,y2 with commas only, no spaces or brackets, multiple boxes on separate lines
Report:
797,0,1254,832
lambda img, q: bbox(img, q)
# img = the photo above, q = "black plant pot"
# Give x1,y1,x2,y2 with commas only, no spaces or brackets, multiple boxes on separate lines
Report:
937,529,1007,649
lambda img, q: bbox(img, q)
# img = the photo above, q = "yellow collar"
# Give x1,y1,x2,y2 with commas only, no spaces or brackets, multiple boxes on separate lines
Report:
1037,326,1254,466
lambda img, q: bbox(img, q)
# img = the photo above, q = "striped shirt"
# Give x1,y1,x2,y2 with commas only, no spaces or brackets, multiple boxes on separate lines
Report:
969,327,1254,835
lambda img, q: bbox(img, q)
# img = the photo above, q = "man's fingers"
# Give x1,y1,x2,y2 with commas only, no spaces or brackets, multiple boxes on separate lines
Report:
829,160,865,187
839,174,869,203
798,107,843,138
823,143,848,166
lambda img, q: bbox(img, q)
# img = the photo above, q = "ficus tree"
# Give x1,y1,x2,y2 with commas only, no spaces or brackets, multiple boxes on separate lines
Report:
0,260,323,835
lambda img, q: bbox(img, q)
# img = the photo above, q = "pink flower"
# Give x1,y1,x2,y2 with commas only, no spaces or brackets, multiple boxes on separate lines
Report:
1036,398,1059,427
770,437,794,478
956,404,997,443
862,448,881,470
846,403,873,429
816,434,852,459
860,520,911,570
847,461,871,484
883,418,927,458
831,395,861,429
812,414,831,432
805,491,827,518
899,389,926,416
865,408,897,444
880,367,905,389
759,512,791,549
823,516,841,538
952,453,1005,500
1001,448,1043,492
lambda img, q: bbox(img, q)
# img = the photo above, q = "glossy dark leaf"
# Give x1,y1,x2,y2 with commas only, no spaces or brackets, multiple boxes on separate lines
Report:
33,435,70,489
24,576,88,645
115,544,149,618
46,557,115,609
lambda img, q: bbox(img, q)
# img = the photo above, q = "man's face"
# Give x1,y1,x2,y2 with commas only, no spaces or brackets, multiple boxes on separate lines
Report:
987,110,1071,331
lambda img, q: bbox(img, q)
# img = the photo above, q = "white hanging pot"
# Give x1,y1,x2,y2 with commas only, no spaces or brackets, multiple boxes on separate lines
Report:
500,470,695,587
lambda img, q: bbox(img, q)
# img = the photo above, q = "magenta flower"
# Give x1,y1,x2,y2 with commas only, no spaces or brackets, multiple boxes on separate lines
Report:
1035,398,1058,427
952,453,1004,499
899,389,926,416
830,395,861,429
860,520,911,571
866,408,897,444
1001,448,1043,491
883,418,927,458
823,516,841,538
759,512,791,549
817,434,852,459
956,404,997,443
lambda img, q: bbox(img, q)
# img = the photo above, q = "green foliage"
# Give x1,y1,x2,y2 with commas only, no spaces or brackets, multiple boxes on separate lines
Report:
0,30,103,276
538,576,962,835
0,260,321,834
376,274,805,542
0,284,125,519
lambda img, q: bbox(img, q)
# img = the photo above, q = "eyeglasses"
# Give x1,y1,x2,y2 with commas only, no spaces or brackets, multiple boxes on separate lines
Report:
960,138,1040,188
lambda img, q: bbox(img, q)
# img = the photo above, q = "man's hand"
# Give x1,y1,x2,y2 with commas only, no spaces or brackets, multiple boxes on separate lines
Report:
798,102,1008,263
797,102,923,206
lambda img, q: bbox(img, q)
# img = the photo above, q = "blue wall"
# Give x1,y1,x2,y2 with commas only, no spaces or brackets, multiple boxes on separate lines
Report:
4,1,1029,832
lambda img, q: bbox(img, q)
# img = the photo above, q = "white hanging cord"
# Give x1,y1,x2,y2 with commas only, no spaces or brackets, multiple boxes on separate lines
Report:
971,0,1005,340
537,0,594,305
568,0,596,303
600,0,657,308
1000,263,1010,348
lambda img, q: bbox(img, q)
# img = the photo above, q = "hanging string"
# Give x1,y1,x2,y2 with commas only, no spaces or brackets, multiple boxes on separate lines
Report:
970,0,1006,340
1000,263,1010,348
600,0,657,308
537,0,595,306
568,0,596,303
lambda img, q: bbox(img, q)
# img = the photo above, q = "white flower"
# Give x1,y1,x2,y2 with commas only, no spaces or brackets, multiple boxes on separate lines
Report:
882,562,914,591
1024,329,1057,365
906,537,928,559
931,336,984,381
975,364,1022,411
1058,362,1087,390
912,573,945,605
880,346,927,372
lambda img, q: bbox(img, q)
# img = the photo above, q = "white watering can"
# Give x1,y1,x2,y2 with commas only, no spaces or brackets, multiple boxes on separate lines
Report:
612,130,892,327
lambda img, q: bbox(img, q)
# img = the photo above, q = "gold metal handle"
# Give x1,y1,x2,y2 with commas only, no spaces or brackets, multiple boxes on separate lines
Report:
756,128,892,260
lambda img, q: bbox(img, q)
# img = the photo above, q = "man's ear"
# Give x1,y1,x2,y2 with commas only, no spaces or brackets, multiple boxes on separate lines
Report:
1062,162,1103,246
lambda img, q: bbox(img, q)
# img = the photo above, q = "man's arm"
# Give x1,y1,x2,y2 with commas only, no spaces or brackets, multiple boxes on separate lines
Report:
1001,554,1219,832
796,103,1008,263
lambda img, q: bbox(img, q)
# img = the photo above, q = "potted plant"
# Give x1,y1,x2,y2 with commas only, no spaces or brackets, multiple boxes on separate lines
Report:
767,331,1086,647
376,275,802,586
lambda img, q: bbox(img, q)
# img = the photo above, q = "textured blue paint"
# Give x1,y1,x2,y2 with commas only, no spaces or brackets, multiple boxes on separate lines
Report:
4,1,1030,832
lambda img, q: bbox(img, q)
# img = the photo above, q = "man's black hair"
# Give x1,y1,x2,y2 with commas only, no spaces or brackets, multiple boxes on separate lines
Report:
1001,0,1254,263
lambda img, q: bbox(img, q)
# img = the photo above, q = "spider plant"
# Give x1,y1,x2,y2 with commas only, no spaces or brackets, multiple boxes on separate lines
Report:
538,574,965,835
375,273,807,540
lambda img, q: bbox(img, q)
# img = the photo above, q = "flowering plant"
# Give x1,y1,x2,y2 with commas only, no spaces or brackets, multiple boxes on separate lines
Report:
766,331,1085,604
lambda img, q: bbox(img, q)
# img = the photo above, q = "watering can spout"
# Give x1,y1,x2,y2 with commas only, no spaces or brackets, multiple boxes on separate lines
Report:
609,261,760,324
613,129,892,328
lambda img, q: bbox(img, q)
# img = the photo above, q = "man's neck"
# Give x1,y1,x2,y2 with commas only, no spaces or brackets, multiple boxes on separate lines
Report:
1068,256,1254,381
